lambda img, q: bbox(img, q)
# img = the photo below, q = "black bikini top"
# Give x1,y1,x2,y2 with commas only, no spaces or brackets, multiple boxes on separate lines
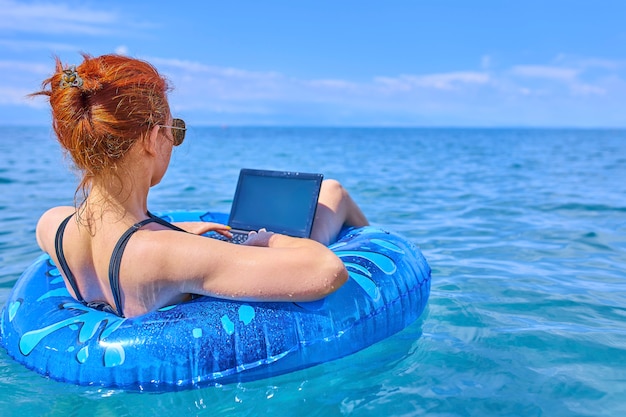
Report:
54,212,185,318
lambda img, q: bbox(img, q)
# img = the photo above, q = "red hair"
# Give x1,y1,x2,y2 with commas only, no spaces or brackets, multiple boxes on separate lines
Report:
32,54,170,202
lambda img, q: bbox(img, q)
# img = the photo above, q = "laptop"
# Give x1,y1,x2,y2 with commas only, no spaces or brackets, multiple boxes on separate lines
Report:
214,168,323,243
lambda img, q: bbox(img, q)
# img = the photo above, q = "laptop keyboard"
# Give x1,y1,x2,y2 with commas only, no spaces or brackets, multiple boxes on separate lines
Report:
211,232,249,244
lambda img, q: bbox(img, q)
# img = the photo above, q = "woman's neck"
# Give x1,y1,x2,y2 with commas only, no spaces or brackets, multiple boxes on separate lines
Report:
80,140,161,229
83,173,151,230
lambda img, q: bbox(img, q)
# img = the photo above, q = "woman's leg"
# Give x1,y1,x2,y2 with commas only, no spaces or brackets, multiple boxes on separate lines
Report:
311,179,369,245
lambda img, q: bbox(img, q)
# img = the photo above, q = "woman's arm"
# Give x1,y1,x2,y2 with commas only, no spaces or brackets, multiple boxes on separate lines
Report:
136,229,348,305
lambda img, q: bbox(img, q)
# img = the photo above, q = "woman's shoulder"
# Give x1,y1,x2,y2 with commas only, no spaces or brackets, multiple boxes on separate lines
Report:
39,205,75,220
36,206,75,252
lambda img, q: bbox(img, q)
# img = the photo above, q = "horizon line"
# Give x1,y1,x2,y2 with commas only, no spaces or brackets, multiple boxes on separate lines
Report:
0,124,624,130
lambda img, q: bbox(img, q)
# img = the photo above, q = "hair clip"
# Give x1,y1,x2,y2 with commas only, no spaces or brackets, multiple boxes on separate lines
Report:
59,66,83,89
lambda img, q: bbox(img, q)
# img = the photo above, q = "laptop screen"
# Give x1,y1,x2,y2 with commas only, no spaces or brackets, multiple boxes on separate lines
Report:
228,169,323,237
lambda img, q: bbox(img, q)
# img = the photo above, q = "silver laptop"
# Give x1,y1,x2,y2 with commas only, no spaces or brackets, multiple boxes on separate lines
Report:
214,168,323,243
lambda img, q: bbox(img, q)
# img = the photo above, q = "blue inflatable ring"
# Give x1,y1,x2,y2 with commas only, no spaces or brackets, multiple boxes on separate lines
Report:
1,210,431,391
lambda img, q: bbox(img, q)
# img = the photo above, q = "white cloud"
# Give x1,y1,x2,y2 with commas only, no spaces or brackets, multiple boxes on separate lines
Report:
0,60,53,107
375,72,490,92
409,72,491,90
148,57,282,81
152,54,619,119
0,39,77,52
0,60,50,74
510,65,579,81
570,83,606,96
508,60,618,96
114,45,129,56
554,54,624,71
148,57,213,73
146,57,293,103
372,76,413,93
304,79,359,91
0,86,44,106
0,0,118,35
0,50,623,126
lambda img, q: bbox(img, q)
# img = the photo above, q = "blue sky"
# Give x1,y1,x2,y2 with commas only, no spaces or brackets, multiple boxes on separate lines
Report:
1,0,624,127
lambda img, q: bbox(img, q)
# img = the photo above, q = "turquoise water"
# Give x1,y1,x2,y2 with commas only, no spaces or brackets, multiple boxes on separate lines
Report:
1,127,625,416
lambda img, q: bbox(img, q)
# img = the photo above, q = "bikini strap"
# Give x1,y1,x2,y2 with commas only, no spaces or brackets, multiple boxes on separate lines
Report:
54,214,85,302
147,211,187,232
109,213,187,317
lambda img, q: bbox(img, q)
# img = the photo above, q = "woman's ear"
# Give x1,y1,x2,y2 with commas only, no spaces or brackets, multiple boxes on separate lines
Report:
142,125,161,156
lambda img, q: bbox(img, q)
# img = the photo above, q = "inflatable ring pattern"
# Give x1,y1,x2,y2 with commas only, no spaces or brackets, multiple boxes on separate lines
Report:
1,211,430,391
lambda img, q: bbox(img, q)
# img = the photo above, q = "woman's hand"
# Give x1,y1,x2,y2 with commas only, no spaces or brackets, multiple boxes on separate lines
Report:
173,221,233,238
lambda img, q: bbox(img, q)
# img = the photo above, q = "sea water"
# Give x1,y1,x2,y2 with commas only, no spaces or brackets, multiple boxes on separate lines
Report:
0,127,625,416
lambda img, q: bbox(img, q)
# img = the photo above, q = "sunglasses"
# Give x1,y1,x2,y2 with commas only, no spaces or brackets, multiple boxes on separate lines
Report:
159,118,186,146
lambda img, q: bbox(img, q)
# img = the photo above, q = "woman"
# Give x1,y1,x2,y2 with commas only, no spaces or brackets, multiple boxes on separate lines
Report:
33,54,369,318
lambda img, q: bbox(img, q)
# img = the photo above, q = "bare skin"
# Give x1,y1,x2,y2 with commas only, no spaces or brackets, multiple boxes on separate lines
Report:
36,121,369,317
311,179,369,246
